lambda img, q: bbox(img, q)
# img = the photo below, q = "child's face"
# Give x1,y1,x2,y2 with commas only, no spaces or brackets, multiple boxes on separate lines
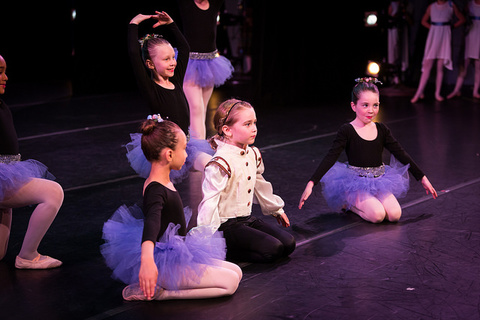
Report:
0,56,8,95
170,130,188,170
224,107,257,149
149,44,177,80
351,90,379,124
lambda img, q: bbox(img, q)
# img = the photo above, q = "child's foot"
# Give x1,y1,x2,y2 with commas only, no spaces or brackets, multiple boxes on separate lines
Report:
15,254,62,269
435,94,444,102
447,91,460,99
123,284,148,301
410,94,424,103
122,284,165,301
474,93,480,99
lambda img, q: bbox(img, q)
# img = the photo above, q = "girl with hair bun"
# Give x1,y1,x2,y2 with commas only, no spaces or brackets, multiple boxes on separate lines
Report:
101,116,241,301
299,78,437,223
197,99,295,263
126,11,213,183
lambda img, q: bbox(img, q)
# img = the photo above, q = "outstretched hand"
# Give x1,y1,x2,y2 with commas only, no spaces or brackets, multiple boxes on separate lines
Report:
152,11,174,28
421,176,437,199
275,212,291,227
298,181,314,209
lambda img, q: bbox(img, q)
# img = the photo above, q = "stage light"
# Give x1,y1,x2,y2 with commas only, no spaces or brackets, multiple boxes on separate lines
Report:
366,61,380,77
364,11,377,27
71,9,77,21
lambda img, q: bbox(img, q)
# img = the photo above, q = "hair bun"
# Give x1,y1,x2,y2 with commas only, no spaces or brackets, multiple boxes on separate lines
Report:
140,119,157,135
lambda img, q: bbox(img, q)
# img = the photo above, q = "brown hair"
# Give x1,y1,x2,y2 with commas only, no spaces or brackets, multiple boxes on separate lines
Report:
140,119,181,161
209,99,254,149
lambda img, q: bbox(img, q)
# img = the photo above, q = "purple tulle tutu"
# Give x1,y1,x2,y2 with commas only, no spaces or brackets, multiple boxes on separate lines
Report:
101,205,226,290
184,55,234,88
125,133,215,182
0,156,55,201
320,156,410,212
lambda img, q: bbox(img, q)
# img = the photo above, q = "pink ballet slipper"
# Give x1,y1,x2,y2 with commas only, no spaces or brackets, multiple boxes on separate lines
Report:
15,254,62,269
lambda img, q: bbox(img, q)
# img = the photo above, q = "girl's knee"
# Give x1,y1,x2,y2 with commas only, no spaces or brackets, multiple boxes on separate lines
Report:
366,208,386,223
386,207,402,222
47,182,64,210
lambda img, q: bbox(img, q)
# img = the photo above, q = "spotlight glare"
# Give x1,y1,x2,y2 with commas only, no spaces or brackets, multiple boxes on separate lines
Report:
71,9,77,21
367,61,380,76
364,11,378,27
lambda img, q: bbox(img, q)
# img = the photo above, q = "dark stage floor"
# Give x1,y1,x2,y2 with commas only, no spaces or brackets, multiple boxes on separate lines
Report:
1,82,479,320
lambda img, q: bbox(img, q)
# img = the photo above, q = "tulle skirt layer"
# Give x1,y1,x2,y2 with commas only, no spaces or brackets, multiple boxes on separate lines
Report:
125,133,214,182
101,205,226,290
184,55,234,88
320,157,410,212
0,158,55,201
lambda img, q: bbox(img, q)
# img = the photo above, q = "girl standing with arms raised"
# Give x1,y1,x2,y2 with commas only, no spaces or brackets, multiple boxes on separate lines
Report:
411,0,465,103
299,78,437,223
178,0,234,140
101,117,241,301
0,55,64,269
197,99,295,263
126,11,213,182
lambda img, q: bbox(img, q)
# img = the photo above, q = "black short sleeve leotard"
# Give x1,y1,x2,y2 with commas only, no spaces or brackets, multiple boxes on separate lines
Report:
142,181,186,244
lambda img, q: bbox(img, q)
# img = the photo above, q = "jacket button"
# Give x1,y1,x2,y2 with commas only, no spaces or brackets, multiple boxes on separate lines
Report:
247,176,251,180
248,189,252,193
240,151,245,155
246,162,249,166
247,202,251,206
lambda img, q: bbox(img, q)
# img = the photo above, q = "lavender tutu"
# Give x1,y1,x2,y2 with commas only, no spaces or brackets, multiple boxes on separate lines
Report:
184,55,234,88
320,156,410,212
0,156,55,201
101,205,226,290
125,133,214,182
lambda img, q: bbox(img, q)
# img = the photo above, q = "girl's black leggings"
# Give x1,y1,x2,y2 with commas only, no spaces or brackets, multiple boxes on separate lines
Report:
219,215,296,263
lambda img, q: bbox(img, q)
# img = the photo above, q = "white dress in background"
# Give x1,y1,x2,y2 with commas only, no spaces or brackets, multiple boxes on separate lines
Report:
422,2,454,70
465,0,480,60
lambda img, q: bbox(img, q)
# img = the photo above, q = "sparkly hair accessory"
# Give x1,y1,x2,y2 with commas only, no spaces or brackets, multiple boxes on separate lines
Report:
139,34,163,47
355,77,383,85
147,114,164,122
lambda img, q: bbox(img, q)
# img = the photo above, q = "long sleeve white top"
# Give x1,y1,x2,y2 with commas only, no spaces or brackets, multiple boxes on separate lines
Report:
197,142,285,231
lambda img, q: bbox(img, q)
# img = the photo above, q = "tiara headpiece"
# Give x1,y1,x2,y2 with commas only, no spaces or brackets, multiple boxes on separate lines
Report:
354,77,383,85
147,114,164,123
139,34,163,47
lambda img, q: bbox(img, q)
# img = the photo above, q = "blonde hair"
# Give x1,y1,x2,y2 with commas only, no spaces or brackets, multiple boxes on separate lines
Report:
209,98,254,149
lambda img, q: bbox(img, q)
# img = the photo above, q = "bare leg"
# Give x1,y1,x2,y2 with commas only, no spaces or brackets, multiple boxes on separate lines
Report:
411,59,434,103
156,260,242,300
447,59,469,99
350,192,387,223
0,208,12,260
0,178,63,260
435,59,444,101
184,83,208,140
377,192,402,222
474,59,480,99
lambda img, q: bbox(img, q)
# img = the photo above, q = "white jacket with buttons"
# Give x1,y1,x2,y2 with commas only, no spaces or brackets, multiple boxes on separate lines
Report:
197,141,285,231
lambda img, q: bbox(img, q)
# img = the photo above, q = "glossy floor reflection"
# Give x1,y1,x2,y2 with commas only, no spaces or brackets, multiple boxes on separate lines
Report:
1,84,479,320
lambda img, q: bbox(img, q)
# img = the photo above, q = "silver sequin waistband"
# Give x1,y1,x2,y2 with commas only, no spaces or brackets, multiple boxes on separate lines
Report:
348,164,385,178
189,50,220,60
0,154,21,164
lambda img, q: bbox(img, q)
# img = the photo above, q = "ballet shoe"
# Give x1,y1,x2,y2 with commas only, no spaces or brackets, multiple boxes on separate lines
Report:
473,93,480,99
15,254,62,269
435,94,444,102
122,283,164,301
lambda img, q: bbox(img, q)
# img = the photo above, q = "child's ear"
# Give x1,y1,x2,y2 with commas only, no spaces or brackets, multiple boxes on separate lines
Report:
350,102,356,112
165,149,173,162
221,125,232,138
146,59,156,71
